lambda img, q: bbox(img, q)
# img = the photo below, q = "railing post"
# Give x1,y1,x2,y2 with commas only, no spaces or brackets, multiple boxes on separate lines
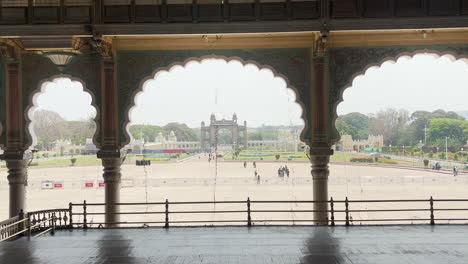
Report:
83,200,88,229
247,197,252,227
430,196,435,225
69,202,73,229
165,199,169,228
51,213,56,235
27,217,31,239
18,209,25,236
330,197,335,226
345,197,350,226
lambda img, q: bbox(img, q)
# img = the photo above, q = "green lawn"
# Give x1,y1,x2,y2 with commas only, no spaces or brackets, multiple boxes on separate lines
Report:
26,153,197,167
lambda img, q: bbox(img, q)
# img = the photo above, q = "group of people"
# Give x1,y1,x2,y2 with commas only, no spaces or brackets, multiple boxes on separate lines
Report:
254,170,261,184
208,153,215,163
243,161,256,168
433,161,460,176
277,165,290,178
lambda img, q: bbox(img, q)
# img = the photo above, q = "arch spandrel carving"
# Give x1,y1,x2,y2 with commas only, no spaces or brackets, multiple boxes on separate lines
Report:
328,44,468,145
21,52,103,148
117,48,312,147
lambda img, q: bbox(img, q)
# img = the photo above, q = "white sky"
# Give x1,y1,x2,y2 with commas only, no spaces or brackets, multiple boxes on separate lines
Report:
33,55,467,127
338,54,468,115
34,78,96,120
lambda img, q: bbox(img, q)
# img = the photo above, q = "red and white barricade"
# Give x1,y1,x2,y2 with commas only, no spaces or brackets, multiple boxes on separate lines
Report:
84,179,94,188
53,181,63,189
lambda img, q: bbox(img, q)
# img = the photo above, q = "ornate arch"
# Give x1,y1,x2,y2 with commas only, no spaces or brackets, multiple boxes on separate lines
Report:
21,52,103,148
118,51,312,147
24,74,100,149
328,44,468,144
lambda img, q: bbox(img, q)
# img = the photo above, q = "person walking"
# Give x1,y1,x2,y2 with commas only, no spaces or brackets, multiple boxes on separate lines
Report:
244,161,247,168
253,161,256,168
257,174,261,184
453,166,458,176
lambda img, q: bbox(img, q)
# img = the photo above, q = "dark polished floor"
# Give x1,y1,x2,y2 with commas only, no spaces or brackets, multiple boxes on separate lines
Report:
1,225,468,264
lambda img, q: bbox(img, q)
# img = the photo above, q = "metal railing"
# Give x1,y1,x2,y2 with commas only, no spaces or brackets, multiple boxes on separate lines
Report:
2,197,468,241
68,197,468,228
0,208,71,242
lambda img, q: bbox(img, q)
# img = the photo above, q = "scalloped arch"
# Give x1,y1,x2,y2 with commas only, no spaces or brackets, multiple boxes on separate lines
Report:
331,49,468,145
122,54,308,147
25,74,101,149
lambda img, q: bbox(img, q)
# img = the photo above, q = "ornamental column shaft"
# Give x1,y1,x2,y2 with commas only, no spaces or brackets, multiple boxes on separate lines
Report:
102,157,123,227
98,57,123,227
7,159,28,217
309,33,333,225
2,52,30,217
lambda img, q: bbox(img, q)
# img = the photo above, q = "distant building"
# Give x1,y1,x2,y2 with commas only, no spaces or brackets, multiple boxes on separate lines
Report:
54,139,86,155
130,131,200,152
83,139,98,154
335,134,384,152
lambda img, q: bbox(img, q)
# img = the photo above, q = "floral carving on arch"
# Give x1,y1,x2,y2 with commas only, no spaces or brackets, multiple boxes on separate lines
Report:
328,44,468,144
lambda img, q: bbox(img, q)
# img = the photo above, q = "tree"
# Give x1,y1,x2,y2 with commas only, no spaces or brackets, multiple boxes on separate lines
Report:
32,110,65,150
275,154,280,161
427,119,468,151
337,112,369,139
368,108,409,145
164,123,198,141
129,124,163,142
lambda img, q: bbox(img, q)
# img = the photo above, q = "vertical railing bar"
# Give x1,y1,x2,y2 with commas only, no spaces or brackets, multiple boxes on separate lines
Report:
330,197,335,226
345,197,350,226
69,202,73,229
430,196,435,225
27,217,31,239
165,199,169,228
83,200,87,229
51,213,56,235
247,197,252,227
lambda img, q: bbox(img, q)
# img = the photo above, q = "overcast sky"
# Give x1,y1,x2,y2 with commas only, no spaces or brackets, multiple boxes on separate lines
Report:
34,54,467,127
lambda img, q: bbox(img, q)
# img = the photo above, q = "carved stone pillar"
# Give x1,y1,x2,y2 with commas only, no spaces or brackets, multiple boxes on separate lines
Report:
1,44,29,217
98,54,124,227
100,155,124,227
6,158,29,217
309,154,330,225
308,33,333,225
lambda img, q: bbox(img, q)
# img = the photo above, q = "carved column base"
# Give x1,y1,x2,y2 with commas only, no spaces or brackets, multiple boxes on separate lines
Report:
6,159,29,217
310,153,331,225
101,156,124,227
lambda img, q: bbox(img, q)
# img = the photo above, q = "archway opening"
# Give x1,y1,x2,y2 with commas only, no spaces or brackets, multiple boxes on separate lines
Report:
123,57,310,225
333,52,468,224
20,77,100,218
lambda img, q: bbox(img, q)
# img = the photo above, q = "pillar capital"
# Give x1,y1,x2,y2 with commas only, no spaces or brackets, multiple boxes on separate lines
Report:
98,150,125,183
309,154,330,181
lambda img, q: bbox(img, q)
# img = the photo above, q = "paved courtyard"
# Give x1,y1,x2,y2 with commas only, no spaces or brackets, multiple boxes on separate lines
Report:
1,156,467,222
1,225,468,263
